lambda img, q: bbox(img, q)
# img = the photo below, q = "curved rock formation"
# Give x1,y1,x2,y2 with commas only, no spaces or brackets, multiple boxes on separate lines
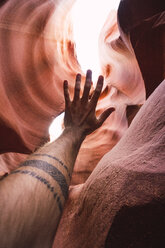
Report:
0,0,164,246
0,0,146,185
54,79,165,247
0,0,81,173
53,0,165,247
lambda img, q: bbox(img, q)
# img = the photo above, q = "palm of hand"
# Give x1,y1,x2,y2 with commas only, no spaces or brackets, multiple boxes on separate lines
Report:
63,70,114,138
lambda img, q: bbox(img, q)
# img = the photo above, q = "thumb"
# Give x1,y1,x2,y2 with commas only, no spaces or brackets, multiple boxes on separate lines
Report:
97,107,115,127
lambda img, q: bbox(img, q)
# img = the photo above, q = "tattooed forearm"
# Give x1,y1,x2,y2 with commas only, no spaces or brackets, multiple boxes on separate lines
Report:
11,169,63,212
0,129,80,248
20,160,68,200
0,70,113,247
31,154,71,179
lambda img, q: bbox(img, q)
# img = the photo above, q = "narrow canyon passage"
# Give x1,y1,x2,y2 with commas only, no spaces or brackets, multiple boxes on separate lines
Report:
0,0,164,247
0,0,145,185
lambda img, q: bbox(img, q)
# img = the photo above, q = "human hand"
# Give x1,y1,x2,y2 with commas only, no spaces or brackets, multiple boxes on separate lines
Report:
63,70,115,139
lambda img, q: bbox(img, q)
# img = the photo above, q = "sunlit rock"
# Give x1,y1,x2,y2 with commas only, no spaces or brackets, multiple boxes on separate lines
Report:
0,0,143,183
0,0,164,246
53,0,165,246
0,0,82,172
54,79,165,247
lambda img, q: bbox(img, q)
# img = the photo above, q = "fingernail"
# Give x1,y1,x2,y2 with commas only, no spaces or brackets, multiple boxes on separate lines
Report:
64,80,68,86
98,75,104,81
86,70,92,78
76,73,81,81
110,107,115,112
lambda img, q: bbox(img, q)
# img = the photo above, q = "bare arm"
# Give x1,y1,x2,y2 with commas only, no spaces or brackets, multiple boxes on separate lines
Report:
0,70,114,248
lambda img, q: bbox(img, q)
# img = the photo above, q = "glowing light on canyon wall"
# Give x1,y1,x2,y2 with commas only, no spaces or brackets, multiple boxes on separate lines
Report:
49,0,120,142
49,112,64,142
71,0,120,83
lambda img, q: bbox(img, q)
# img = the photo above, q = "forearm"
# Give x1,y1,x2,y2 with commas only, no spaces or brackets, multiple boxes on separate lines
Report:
0,128,83,248
36,127,84,174
0,70,114,247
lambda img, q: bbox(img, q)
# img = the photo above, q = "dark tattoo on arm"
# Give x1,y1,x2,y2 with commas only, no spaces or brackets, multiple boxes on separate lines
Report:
20,160,69,200
31,154,71,179
10,170,63,212
0,173,8,181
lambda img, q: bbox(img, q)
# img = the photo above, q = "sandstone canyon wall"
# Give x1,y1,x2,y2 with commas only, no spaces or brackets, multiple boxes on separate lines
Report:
0,0,146,185
0,0,164,247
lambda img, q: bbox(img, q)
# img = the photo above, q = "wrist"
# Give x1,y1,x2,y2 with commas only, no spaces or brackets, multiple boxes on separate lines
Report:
62,127,86,145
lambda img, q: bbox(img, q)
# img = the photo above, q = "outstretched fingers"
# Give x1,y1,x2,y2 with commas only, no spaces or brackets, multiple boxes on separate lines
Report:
63,80,71,108
97,107,115,127
73,74,81,102
90,75,104,109
81,70,92,103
